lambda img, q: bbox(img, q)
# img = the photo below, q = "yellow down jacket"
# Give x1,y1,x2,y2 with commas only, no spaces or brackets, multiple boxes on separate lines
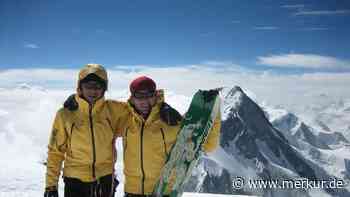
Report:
45,95,129,188
121,95,221,195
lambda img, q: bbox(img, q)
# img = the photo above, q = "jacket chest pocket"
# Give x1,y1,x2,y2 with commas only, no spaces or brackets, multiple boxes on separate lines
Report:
124,126,139,156
123,127,140,175
151,128,169,160
94,118,114,134
67,121,90,158
94,118,115,149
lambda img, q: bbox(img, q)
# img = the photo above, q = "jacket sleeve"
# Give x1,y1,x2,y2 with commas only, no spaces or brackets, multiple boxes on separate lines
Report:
45,110,67,188
202,107,221,153
108,101,131,137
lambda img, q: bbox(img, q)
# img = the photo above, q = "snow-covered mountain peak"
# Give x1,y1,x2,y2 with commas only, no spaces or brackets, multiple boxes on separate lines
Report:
263,103,350,151
15,83,32,90
14,83,47,92
221,86,246,120
264,107,301,134
263,107,293,122
195,87,350,196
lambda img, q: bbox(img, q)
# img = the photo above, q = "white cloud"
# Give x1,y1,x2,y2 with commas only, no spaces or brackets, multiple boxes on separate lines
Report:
253,26,279,30
257,54,350,69
302,27,329,31
0,68,77,88
295,10,350,16
202,61,231,66
24,43,39,49
281,4,305,9
201,61,243,68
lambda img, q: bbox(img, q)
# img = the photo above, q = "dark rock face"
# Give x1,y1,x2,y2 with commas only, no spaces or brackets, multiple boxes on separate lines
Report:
316,120,332,132
318,132,349,146
344,159,350,179
220,113,243,148
222,87,317,180
200,168,233,194
272,112,349,149
294,123,331,149
272,112,299,133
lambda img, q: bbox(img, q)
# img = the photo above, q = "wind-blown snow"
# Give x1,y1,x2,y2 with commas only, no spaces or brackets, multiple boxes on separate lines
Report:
208,147,256,178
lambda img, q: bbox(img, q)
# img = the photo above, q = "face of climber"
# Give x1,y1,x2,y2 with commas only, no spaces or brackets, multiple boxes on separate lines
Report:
80,80,105,104
131,90,157,118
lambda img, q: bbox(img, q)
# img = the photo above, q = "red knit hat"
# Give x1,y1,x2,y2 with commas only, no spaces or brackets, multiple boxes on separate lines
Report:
130,76,156,96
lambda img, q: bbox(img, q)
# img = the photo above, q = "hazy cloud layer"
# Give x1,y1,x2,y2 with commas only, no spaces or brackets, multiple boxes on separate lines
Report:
295,10,350,16
281,4,305,9
1,65,350,109
302,27,329,31
257,54,350,69
24,43,39,49
253,26,279,30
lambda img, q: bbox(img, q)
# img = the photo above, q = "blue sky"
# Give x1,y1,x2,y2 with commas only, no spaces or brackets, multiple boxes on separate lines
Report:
1,0,349,72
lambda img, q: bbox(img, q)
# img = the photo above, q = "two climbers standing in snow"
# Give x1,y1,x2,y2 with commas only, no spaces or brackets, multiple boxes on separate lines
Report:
44,64,221,197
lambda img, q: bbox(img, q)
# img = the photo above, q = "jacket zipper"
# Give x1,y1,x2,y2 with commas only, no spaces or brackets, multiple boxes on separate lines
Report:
89,105,97,179
124,128,129,159
69,123,75,157
140,122,145,194
160,128,168,158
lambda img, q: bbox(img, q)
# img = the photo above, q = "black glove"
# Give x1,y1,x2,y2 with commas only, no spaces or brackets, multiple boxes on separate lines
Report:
160,102,182,126
44,187,58,197
63,94,78,111
202,89,219,102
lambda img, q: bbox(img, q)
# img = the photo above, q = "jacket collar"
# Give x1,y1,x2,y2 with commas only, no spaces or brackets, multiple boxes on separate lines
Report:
75,94,105,115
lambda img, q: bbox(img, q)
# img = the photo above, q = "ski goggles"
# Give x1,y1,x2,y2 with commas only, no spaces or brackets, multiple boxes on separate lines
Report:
132,90,156,99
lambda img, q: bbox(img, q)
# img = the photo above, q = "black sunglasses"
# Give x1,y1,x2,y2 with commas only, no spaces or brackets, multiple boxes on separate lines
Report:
132,91,156,99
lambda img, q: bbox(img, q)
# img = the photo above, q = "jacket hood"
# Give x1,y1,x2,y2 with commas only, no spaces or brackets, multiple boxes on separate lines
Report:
77,64,108,95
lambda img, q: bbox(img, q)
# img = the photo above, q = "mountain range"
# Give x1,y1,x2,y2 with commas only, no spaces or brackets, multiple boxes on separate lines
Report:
185,86,350,197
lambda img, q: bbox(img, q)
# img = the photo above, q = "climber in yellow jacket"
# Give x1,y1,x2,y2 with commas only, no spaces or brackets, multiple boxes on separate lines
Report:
44,64,130,197
121,76,221,197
